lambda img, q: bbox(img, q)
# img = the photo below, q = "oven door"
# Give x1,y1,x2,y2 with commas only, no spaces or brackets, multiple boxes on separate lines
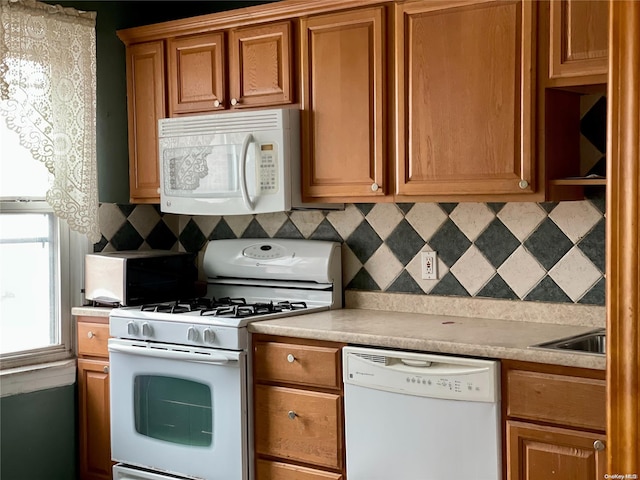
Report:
108,338,247,480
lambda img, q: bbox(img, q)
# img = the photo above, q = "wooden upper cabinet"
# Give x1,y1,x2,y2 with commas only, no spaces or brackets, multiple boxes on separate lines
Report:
229,22,294,108
126,41,165,203
168,22,293,115
548,0,608,83
300,7,388,201
167,32,226,115
395,0,535,198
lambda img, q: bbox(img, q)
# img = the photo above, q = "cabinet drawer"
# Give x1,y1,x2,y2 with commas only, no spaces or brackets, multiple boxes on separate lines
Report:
256,459,342,480
254,341,341,389
77,322,110,357
506,369,606,431
254,385,343,470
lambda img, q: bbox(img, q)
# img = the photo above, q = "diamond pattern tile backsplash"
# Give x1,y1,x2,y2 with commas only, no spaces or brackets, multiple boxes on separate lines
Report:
95,195,605,305
94,93,606,306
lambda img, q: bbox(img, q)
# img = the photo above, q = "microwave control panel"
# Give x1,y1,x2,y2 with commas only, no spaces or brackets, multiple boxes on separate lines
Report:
258,143,278,194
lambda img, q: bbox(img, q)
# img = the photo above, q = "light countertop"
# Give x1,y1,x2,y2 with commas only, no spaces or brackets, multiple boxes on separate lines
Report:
248,308,605,370
72,306,112,318
249,292,607,370
73,292,607,370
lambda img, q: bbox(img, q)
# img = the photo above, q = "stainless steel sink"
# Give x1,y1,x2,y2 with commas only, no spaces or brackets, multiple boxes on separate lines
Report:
531,329,606,355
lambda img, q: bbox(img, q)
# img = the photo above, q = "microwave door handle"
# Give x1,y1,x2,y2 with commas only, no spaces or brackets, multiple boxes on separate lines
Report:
240,133,255,211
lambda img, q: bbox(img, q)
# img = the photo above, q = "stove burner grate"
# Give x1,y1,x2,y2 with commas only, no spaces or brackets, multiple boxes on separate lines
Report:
200,300,308,318
138,298,307,318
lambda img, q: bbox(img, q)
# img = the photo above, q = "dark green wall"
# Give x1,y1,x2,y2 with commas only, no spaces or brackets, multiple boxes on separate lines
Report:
49,1,275,203
0,385,77,480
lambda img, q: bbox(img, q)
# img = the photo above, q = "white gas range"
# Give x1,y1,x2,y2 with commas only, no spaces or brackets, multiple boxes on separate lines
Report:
108,238,342,480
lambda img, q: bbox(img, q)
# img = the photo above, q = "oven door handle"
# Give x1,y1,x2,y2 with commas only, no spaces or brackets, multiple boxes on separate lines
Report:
108,342,236,365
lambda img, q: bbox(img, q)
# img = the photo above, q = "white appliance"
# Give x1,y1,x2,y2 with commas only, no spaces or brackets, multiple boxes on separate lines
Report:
343,346,501,480
108,238,342,480
158,108,302,216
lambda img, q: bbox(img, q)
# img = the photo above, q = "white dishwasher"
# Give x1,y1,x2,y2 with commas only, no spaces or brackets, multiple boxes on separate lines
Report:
343,346,501,480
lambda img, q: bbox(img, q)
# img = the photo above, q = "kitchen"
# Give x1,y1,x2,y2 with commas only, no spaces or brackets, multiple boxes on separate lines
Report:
0,1,637,479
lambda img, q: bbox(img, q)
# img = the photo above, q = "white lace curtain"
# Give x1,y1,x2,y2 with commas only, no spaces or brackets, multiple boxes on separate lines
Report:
0,0,100,242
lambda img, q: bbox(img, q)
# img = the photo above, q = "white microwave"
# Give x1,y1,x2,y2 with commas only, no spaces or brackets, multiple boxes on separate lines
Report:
159,107,325,216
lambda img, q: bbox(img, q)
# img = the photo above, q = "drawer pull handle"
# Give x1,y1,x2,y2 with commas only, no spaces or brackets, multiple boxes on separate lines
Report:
286,353,295,363
593,440,606,451
87,331,94,339
287,410,297,420
103,366,109,374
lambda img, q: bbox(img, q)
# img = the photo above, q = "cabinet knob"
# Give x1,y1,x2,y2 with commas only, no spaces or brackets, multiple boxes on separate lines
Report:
371,182,379,192
593,439,606,451
518,179,529,189
87,331,94,339
213,100,221,108
286,353,296,363
287,410,297,420
103,366,109,374
231,98,239,106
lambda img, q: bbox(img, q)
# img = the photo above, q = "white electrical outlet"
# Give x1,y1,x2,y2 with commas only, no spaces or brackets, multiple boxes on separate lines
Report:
421,251,438,280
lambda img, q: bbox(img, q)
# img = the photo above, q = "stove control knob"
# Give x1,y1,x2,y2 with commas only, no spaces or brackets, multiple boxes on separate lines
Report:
141,322,153,337
187,326,199,342
203,328,216,344
127,321,138,336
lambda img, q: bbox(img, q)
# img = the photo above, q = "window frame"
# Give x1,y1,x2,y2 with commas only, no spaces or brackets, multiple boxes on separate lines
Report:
0,199,87,371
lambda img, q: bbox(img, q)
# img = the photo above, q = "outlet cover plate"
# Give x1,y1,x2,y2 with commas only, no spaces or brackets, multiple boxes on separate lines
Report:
421,251,437,280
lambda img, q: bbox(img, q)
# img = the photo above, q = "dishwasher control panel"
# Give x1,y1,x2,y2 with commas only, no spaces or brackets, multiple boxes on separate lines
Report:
343,346,499,403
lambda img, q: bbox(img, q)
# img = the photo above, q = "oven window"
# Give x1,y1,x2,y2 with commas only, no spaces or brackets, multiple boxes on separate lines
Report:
134,375,213,447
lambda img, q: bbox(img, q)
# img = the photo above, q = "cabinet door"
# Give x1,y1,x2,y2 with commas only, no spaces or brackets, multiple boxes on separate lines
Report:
506,421,606,480
228,22,293,108
395,0,535,197
549,0,608,81
256,459,343,480
254,385,343,470
126,41,165,203
300,7,388,201
168,32,225,115
78,358,112,480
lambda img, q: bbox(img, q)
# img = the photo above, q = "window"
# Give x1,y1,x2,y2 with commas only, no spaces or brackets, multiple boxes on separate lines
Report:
0,117,86,371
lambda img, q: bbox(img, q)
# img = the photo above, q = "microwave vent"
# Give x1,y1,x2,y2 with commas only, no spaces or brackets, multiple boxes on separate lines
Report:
159,110,285,137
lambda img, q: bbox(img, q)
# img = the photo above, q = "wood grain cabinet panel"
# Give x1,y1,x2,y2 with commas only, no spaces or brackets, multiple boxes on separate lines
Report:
503,361,607,480
395,0,535,197
168,32,225,115
125,41,165,203
256,459,343,480
549,0,608,83
506,368,606,431
229,22,294,108
253,340,341,389
507,421,606,480
77,322,110,357
76,316,112,480
300,7,388,201
253,335,345,480
255,385,343,470
78,358,111,480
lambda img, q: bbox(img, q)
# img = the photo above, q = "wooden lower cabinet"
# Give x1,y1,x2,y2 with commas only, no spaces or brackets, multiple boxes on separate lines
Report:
76,316,113,480
252,335,345,480
507,421,606,480
256,459,343,480
503,360,606,480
